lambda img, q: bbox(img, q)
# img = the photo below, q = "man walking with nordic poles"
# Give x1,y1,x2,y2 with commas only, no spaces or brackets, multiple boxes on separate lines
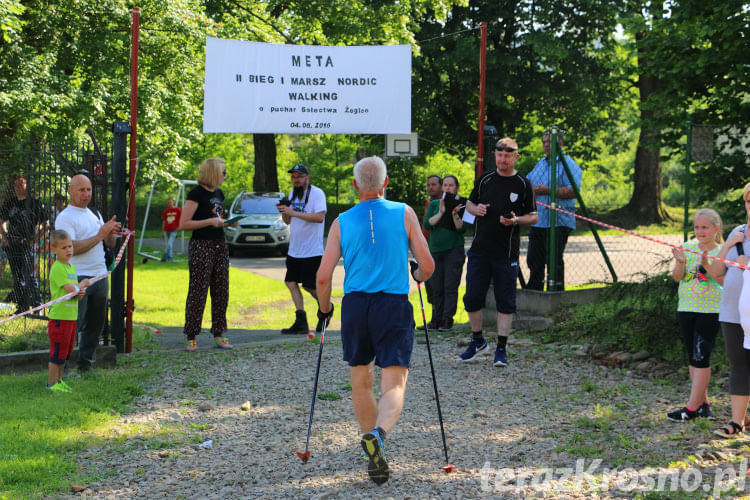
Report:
316,156,434,485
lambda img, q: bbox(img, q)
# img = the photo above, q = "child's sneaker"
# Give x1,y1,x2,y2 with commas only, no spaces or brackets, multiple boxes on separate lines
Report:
48,382,71,393
459,338,489,362
213,337,233,350
666,406,698,422
57,379,73,392
697,402,713,419
186,340,197,352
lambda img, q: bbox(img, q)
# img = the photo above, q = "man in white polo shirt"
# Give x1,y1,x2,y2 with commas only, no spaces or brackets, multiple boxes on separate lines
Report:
276,164,327,335
54,174,121,372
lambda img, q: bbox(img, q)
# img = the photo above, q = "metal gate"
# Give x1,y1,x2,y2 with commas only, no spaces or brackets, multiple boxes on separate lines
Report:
0,137,110,347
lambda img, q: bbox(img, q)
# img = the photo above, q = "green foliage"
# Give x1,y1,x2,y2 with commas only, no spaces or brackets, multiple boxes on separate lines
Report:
291,134,361,204
317,391,342,401
624,1,750,209
0,0,215,180
539,273,685,362
412,0,627,162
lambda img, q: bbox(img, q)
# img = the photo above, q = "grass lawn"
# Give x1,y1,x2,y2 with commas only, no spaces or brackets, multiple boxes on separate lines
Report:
132,249,468,330
132,252,345,331
0,354,167,499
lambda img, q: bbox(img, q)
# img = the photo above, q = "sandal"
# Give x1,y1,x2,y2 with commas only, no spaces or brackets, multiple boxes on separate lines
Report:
714,421,744,438
213,337,233,350
186,340,197,352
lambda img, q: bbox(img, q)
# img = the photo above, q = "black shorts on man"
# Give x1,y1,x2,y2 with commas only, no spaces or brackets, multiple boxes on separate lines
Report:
285,255,322,289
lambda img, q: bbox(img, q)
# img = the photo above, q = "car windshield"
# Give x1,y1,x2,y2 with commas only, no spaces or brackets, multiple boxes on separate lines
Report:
233,194,282,214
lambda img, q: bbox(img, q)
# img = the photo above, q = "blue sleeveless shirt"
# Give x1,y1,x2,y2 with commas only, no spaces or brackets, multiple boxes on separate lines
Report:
339,198,409,294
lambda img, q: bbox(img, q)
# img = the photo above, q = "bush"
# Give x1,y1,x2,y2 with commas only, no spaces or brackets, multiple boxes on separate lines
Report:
538,273,691,363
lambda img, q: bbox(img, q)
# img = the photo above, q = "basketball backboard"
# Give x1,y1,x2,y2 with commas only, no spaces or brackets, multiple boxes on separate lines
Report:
385,133,418,157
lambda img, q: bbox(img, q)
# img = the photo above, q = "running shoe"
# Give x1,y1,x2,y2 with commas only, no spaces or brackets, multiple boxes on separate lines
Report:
493,346,508,367
666,406,698,423
186,340,197,352
48,382,71,393
361,431,389,485
459,338,489,362
213,337,233,350
57,379,73,392
697,402,713,419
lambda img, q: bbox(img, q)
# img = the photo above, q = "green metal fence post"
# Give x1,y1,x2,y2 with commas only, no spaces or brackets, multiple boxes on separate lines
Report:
547,128,559,291
558,153,618,284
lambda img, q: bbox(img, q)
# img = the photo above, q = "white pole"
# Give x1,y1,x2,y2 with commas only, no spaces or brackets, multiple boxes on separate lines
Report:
138,180,157,253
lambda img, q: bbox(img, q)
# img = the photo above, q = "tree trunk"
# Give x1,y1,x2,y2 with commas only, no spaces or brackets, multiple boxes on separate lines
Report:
252,133,278,192
624,32,665,223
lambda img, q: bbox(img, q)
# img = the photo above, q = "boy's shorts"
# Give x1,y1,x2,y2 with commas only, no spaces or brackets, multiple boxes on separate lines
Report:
48,319,76,365
341,292,414,368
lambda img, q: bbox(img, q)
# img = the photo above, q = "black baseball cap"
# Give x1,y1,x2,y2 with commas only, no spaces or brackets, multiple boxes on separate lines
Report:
288,164,309,175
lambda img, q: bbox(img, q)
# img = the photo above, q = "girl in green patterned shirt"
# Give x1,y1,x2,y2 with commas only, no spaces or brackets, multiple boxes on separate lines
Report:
667,208,724,422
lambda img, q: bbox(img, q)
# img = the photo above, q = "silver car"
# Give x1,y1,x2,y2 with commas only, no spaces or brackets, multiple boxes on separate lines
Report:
224,192,290,255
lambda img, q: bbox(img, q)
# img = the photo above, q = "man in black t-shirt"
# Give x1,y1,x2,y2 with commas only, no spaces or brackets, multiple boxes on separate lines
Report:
0,175,48,313
459,137,537,367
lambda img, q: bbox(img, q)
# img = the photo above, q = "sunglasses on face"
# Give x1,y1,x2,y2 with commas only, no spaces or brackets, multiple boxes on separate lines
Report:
495,146,517,153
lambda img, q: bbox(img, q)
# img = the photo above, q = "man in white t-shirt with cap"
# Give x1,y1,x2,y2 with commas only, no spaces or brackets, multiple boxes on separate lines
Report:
276,164,327,335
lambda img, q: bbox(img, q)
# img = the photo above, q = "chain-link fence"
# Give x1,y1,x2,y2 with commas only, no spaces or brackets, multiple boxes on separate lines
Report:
516,226,680,290
510,123,750,291
0,140,109,352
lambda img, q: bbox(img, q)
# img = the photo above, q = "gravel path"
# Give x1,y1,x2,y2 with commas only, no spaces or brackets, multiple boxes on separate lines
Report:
55,334,750,499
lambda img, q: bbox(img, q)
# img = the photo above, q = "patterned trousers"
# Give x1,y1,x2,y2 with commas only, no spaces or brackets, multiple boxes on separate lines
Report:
184,238,229,339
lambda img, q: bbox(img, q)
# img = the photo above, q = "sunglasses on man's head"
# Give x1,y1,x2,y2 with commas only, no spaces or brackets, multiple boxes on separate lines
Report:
495,145,517,153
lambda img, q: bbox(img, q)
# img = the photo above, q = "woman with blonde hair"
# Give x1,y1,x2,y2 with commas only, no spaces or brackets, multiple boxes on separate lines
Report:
179,158,233,351
666,208,723,422
706,184,750,436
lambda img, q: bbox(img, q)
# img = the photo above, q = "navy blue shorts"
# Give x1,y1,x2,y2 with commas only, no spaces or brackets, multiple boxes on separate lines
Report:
463,250,519,314
341,292,415,368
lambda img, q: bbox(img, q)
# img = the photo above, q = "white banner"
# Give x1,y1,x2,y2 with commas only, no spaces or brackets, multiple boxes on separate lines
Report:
203,37,411,134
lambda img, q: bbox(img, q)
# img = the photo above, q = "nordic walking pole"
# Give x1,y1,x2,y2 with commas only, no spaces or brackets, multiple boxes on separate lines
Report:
296,305,333,464
416,281,455,473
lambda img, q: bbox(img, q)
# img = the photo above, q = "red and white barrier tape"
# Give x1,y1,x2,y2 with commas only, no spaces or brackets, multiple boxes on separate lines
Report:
133,323,161,334
536,201,748,271
0,230,134,325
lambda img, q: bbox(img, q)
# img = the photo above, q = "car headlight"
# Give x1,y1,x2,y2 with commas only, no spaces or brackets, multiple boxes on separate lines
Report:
272,219,288,230
225,223,237,231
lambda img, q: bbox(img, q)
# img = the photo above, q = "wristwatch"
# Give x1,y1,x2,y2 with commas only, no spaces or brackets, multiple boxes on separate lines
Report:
513,217,519,226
